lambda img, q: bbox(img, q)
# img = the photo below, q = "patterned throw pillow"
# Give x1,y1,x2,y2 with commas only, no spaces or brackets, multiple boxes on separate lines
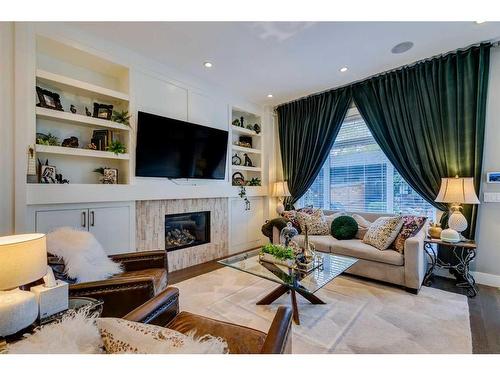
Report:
281,210,301,233
296,209,330,235
392,216,427,253
363,216,403,250
97,318,228,354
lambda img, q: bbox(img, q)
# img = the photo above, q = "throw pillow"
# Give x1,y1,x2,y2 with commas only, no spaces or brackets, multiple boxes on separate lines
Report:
8,306,102,354
324,212,345,228
46,227,122,283
281,210,301,233
97,318,228,354
351,213,372,240
296,209,329,235
363,216,404,250
331,216,358,240
392,216,427,253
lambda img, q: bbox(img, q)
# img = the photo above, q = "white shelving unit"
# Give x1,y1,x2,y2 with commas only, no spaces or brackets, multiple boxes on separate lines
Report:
34,35,131,185
231,108,263,187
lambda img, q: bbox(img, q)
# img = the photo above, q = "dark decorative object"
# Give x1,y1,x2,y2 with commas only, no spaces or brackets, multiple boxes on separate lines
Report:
70,105,77,114
36,87,64,111
331,216,358,240
240,116,244,128
93,103,113,120
243,153,253,167
111,110,131,126
55,173,69,184
239,135,253,148
253,124,261,134
92,129,112,151
280,222,299,247
103,168,118,184
238,185,250,210
232,119,241,127
246,124,254,131
247,177,261,186
85,107,92,116
232,153,241,165
61,136,79,148
40,163,56,184
232,172,245,186
36,132,60,146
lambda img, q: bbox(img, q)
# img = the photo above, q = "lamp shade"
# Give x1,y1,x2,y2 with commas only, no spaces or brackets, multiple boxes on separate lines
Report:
272,181,291,197
435,177,480,204
0,233,47,291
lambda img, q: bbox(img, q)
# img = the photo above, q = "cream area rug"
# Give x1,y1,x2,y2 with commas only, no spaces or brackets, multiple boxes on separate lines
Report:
173,267,472,353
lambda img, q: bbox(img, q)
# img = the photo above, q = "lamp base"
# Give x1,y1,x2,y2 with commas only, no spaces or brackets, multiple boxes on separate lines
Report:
0,288,38,337
276,201,285,215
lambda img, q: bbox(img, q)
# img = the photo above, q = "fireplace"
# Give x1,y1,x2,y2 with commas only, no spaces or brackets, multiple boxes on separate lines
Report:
165,211,210,252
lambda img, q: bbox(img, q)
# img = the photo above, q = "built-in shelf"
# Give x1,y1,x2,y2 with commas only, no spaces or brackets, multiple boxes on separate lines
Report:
36,144,130,160
36,107,130,132
231,125,261,137
231,165,262,172
36,69,130,103
232,145,261,154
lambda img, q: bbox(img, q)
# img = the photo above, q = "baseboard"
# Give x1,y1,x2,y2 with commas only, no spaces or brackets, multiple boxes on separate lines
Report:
433,268,500,288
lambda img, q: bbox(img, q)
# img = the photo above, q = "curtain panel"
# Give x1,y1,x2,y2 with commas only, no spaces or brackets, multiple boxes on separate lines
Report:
352,43,490,238
276,87,352,207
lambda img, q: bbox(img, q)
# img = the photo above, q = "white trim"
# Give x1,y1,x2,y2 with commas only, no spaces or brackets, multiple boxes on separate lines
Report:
433,267,500,288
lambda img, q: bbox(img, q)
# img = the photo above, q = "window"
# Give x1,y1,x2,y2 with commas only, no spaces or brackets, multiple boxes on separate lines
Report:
298,108,435,219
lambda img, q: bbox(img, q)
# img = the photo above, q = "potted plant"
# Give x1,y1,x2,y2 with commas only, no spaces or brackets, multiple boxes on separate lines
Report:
259,243,295,268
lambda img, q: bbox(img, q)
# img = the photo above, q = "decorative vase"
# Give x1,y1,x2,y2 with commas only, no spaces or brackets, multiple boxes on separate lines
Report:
302,225,316,261
428,223,442,239
280,222,298,247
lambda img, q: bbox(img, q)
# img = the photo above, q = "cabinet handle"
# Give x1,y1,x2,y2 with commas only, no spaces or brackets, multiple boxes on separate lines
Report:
90,211,95,227
81,211,87,228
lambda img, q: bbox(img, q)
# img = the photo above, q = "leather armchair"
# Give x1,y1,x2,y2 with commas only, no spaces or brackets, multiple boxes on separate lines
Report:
124,287,293,354
49,250,168,318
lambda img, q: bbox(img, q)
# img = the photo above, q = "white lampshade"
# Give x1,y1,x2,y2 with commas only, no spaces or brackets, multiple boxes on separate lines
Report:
435,177,480,205
272,181,291,197
0,233,47,291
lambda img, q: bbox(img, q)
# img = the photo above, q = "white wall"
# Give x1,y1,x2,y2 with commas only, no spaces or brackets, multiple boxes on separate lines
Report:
475,46,500,283
0,22,15,235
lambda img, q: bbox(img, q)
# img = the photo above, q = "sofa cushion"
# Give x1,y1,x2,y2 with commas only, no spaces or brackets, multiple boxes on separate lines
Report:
363,216,404,250
296,209,330,235
392,216,427,254
110,268,167,295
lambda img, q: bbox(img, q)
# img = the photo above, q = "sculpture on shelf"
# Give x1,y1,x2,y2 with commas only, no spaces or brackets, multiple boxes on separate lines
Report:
85,107,92,116
70,105,77,114
232,153,242,165
232,119,241,127
243,153,253,167
240,116,244,128
253,124,261,134
62,136,79,148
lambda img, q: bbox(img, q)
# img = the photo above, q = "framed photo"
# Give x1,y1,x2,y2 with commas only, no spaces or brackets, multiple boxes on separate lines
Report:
36,87,64,111
93,103,113,120
487,172,500,183
102,168,118,184
40,165,57,184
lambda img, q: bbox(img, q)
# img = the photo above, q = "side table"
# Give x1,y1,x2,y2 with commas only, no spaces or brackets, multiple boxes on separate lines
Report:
423,238,478,297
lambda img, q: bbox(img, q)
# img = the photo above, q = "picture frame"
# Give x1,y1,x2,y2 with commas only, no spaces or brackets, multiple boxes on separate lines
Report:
93,103,114,120
40,165,57,184
486,172,500,183
36,86,64,111
102,168,118,184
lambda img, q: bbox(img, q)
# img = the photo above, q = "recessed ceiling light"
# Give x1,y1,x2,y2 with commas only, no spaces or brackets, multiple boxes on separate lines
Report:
339,67,348,73
267,94,273,98
391,41,414,54
203,61,213,68
475,21,486,24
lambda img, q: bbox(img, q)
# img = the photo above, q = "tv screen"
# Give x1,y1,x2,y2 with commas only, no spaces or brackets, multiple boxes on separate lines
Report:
135,111,228,179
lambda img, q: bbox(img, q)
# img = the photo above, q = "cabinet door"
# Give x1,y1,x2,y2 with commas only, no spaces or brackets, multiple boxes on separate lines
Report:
36,209,88,233
230,198,248,248
247,198,264,244
89,206,131,255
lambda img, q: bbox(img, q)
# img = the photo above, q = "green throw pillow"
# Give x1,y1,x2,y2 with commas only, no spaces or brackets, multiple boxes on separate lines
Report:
331,216,358,240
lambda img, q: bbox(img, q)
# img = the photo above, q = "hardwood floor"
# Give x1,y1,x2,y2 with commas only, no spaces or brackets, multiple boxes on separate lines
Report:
169,259,500,354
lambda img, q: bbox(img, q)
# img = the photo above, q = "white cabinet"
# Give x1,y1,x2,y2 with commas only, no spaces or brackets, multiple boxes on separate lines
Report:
229,197,265,253
34,203,134,255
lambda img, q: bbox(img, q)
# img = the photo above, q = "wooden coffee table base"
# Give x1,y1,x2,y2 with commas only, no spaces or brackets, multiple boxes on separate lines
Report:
256,285,325,325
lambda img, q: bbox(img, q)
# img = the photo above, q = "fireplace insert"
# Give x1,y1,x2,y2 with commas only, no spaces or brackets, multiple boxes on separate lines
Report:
164,211,210,252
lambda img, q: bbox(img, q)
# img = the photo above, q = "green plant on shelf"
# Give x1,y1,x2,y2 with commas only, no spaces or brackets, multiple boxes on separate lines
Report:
111,110,131,126
36,132,60,146
247,177,261,186
107,140,127,155
260,243,295,261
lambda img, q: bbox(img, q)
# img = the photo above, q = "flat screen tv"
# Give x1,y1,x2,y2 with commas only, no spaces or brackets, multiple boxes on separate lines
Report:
135,111,228,179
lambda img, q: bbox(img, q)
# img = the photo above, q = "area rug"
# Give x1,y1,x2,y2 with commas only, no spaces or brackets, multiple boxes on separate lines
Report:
173,267,472,353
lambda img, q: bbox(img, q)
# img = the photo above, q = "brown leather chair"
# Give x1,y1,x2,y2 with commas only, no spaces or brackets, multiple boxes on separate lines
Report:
123,287,293,354
49,250,168,318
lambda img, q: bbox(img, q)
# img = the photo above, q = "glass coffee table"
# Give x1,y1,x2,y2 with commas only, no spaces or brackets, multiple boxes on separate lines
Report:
219,250,358,325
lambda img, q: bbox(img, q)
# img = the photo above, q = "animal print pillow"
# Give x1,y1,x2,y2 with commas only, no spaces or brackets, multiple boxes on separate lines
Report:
392,216,427,253
296,209,329,235
363,216,403,250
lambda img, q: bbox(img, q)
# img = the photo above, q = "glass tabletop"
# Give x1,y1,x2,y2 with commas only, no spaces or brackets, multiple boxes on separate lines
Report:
218,250,358,294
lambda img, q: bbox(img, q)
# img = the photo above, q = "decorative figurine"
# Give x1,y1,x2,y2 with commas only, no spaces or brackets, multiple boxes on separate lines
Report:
232,119,241,127
85,107,92,116
253,124,261,134
70,105,77,114
232,153,242,165
280,222,299,247
240,116,244,128
243,153,253,167
61,136,79,148
55,173,69,184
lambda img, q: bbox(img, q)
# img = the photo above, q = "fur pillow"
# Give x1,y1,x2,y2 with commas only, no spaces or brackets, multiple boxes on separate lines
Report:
392,216,427,254
296,209,329,235
97,318,228,354
47,227,122,283
8,306,102,354
363,216,403,250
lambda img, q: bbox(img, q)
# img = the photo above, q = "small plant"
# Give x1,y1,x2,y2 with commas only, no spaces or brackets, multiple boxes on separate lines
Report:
111,110,131,126
107,140,127,155
93,167,105,175
261,243,295,261
36,132,60,146
247,177,261,186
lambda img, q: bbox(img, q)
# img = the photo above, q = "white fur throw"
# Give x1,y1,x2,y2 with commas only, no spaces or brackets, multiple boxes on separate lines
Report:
46,227,122,283
8,306,102,354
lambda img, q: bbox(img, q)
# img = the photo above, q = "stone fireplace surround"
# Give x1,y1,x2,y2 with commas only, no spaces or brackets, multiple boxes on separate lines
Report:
136,198,228,272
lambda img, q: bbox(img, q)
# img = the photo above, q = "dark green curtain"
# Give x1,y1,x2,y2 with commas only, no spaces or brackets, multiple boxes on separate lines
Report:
276,87,352,207
352,43,490,239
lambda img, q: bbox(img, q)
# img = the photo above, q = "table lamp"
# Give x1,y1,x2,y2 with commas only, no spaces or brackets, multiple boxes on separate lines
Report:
435,176,480,242
0,233,47,337
273,181,291,214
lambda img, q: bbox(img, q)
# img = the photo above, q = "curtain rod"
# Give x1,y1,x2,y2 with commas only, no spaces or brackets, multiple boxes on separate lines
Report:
275,39,498,110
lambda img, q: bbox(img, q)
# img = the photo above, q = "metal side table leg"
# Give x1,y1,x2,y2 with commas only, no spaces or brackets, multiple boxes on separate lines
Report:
423,242,437,286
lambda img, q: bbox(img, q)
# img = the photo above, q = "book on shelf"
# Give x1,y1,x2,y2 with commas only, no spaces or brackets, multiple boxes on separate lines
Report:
92,129,113,151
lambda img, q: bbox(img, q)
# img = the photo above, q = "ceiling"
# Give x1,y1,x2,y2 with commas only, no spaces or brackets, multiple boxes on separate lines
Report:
72,22,500,106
